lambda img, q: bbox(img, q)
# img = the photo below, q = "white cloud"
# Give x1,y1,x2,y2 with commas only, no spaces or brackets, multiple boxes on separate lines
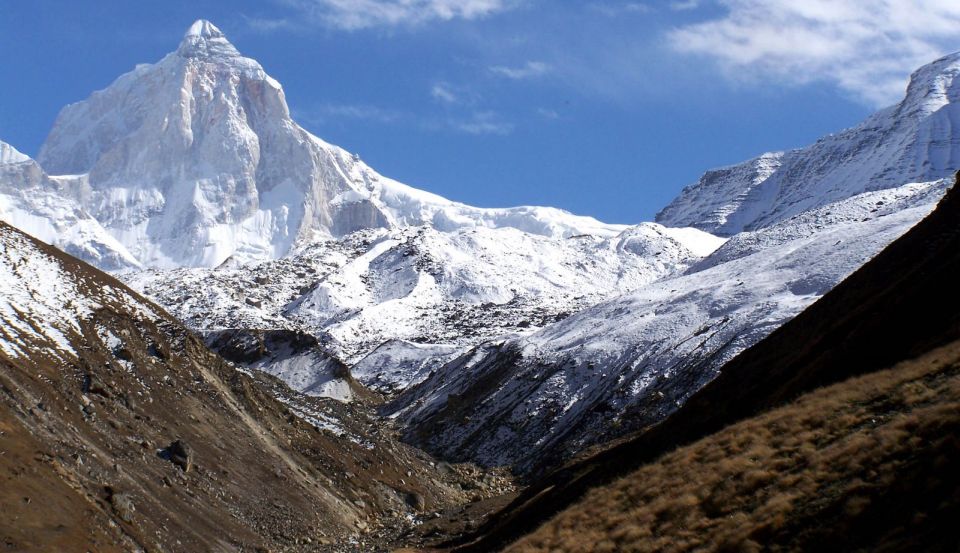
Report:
455,111,514,135
490,60,551,79
669,0,700,10
668,0,960,106
431,83,461,104
588,2,652,17
275,0,519,30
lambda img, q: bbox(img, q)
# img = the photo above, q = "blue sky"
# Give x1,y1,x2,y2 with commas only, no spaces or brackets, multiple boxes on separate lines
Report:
2,1,959,223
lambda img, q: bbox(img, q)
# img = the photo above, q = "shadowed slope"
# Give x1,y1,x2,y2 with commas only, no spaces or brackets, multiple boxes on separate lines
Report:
451,176,960,551
508,339,960,552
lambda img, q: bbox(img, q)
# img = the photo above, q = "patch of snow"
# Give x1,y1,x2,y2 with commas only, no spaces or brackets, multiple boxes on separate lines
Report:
352,340,463,393
0,226,96,359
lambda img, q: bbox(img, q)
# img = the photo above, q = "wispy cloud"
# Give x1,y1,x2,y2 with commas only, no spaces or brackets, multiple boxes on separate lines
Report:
294,103,406,126
669,0,700,10
668,0,960,106
489,60,551,79
294,102,512,136
264,0,520,31
431,83,461,104
453,111,514,135
242,15,298,33
587,2,652,17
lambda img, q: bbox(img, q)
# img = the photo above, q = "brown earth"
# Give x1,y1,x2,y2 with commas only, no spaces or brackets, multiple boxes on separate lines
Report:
0,221,511,552
507,338,960,552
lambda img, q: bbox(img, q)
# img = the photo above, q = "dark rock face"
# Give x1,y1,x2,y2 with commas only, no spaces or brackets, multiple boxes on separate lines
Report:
205,329,320,365
84,374,112,398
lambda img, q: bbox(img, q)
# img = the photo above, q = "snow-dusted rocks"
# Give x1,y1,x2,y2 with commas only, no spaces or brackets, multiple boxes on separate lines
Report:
352,340,463,394
286,223,722,362
129,220,723,395
0,220,159,361
657,52,960,235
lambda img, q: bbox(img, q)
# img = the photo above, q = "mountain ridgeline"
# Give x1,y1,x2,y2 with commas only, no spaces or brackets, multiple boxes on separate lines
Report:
8,21,659,270
656,52,960,235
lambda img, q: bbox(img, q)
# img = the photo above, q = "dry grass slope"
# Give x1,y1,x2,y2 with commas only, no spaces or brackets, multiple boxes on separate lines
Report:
507,340,960,553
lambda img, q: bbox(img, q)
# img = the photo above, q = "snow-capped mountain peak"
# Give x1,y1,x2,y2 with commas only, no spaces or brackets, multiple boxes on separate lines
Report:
899,51,960,118
177,19,241,59
184,18,226,40
20,20,646,269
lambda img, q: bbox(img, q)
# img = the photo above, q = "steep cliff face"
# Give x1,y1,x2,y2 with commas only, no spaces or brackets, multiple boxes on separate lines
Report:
656,52,960,235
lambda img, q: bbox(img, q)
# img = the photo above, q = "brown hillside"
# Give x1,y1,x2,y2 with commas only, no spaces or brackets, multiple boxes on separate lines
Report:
507,339,960,552
0,221,471,552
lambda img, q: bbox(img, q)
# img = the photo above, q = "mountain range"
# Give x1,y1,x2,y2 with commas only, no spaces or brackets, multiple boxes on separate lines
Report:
1,19,959,552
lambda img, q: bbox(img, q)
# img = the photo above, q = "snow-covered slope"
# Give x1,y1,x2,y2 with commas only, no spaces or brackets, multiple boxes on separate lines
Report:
0,220,160,361
0,141,30,165
656,52,960,235
286,223,721,362
128,221,723,392
32,20,633,269
389,180,948,473
0,142,139,270
352,340,463,394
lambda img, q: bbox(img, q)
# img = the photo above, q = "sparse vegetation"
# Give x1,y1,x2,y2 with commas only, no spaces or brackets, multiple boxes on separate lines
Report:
506,340,960,553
